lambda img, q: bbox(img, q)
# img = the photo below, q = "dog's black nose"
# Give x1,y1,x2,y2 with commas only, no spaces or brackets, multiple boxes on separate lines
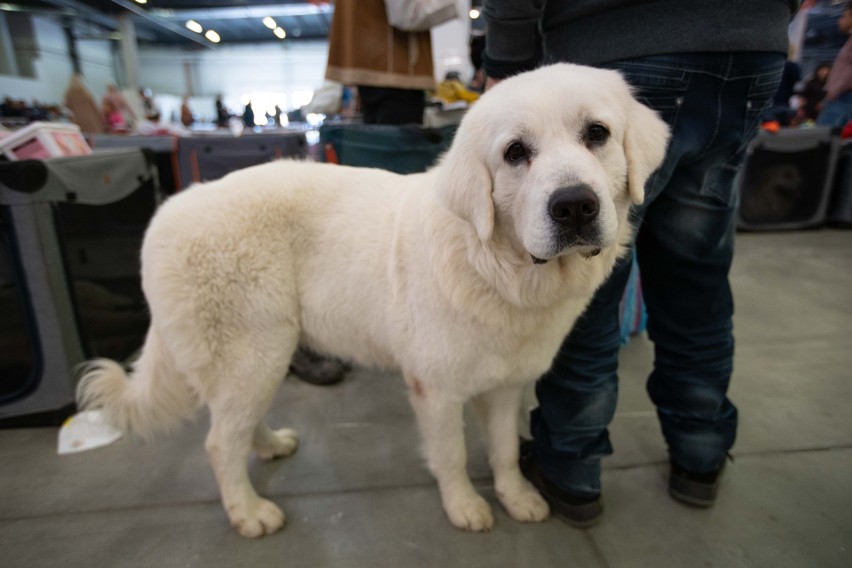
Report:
548,185,600,228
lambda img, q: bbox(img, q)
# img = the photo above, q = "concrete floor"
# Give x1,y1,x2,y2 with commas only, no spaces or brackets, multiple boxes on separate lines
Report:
1,230,850,567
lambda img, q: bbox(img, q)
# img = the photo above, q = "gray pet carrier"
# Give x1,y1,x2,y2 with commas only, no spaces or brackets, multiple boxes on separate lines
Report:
828,140,852,227
173,131,308,189
0,149,160,426
736,127,841,231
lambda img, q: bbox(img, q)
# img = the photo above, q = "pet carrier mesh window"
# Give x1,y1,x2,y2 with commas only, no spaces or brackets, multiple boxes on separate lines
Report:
53,177,157,363
0,211,37,403
739,143,831,225
737,128,839,231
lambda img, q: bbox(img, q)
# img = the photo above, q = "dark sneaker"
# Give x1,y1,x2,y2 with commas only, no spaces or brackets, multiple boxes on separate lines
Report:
288,347,346,386
668,459,727,507
519,440,603,527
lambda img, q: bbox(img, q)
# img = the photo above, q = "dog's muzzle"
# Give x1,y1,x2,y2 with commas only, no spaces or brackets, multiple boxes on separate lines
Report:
548,184,600,230
531,185,603,265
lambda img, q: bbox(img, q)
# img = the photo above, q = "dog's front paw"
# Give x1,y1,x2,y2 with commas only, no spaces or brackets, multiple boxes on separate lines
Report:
228,498,285,538
499,486,550,523
444,494,494,532
254,428,299,461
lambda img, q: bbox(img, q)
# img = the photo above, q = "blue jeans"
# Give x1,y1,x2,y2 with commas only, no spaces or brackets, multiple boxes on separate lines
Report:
816,91,852,128
530,53,785,497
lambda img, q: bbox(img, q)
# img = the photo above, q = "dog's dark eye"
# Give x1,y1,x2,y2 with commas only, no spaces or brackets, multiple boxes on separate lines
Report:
504,142,529,165
586,123,609,145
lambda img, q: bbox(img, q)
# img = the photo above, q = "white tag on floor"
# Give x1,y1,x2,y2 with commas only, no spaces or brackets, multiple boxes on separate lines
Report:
58,410,123,455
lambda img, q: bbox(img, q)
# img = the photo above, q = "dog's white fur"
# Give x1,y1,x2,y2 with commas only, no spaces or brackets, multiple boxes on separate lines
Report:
77,64,669,538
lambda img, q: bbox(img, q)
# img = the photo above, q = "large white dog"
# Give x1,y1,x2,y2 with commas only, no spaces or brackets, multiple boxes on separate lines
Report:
78,63,669,538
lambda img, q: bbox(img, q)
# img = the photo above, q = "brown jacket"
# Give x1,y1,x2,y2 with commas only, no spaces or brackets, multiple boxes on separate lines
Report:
64,75,105,134
326,0,436,91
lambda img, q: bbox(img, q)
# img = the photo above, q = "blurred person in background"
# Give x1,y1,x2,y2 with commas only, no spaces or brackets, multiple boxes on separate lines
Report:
817,3,852,127
180,96,194,127
102,84,136,130
794,62,831,124
325,0,435,124
64,74,105,133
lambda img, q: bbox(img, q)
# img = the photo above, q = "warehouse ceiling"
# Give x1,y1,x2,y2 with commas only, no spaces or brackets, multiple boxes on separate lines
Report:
3,0,335,47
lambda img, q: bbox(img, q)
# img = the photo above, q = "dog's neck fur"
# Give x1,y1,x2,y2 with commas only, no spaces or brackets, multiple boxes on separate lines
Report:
422,195,625,325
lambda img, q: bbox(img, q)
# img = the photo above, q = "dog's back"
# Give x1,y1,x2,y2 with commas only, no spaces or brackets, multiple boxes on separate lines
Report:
78,159,420,436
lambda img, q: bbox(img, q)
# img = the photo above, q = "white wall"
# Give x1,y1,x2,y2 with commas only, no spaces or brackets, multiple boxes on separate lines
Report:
431,0,473,82
0,15,117,104
138,41,329,124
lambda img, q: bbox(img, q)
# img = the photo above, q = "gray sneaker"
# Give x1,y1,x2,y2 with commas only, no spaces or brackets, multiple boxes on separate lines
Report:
289,347,346,386
668,458,727,507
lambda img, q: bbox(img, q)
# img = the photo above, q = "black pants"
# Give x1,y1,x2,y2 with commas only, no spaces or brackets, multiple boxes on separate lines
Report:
358,86,425,125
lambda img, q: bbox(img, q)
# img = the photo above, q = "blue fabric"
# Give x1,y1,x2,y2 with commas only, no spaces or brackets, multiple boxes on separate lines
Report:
530,52,785,497
619,255,646,345
816,91,852,128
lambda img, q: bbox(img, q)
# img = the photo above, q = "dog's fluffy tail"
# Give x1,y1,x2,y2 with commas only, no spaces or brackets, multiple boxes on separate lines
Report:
76,327,197,439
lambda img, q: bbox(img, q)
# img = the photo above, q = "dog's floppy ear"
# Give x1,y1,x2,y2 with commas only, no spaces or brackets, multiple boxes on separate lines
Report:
435,130,495,242
623,99,670,205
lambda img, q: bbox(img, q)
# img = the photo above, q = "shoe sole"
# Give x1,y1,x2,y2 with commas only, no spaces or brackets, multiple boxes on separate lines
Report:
668,459,725,508
669,486,716,508
549,502,604,528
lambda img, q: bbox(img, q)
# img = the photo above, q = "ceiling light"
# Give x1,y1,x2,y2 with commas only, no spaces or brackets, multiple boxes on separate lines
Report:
134,0,147,4
262,17,276,29
205,29,220,43
185,20,202,33
469,9,481,19
274,27,286,39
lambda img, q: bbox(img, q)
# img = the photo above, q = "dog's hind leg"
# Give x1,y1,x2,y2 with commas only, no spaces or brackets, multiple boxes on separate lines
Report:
253,423,299,461
473,385,549,523
203,338,296,538
406,374,494,532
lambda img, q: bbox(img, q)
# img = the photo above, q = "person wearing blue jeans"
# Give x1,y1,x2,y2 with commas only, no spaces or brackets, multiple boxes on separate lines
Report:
817,3,852,128
484,0,799,525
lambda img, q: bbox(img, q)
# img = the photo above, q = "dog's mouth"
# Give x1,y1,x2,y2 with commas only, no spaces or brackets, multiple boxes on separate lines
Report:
530,246,602,265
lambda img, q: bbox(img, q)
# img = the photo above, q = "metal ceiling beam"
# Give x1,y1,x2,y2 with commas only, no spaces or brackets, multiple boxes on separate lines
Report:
1,2,156,41
107,0,215,48
154,3,333,22
31,0,118,29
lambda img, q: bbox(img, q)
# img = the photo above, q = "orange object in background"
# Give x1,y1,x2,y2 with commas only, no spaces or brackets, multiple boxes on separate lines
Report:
761,120,781,133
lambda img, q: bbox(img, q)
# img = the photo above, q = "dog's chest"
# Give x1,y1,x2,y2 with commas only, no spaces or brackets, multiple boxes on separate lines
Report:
440,301,584,396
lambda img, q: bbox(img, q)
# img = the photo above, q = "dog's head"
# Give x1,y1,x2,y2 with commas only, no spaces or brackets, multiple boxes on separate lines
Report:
435,63,669,264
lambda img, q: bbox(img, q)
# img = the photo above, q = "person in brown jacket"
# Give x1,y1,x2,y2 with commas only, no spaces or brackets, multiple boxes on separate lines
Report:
180,97,194,127
63,74,105,134
325,0,435,124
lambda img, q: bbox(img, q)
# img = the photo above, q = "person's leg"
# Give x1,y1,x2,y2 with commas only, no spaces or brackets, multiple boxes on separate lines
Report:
638,159,739,474
636,53,783,486
816,92,852,127
357,86,424,125
526,53,784,514
373,88,425,125
526,53,696,504
357,85,381,124
529,251,635,498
